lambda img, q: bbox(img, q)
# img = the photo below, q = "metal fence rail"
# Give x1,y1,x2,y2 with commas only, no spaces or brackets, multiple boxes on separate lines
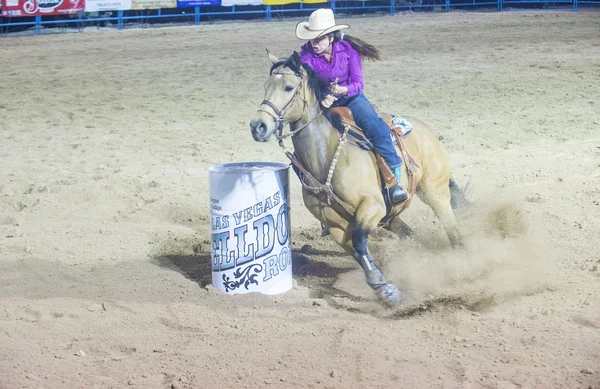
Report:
1,0,598,36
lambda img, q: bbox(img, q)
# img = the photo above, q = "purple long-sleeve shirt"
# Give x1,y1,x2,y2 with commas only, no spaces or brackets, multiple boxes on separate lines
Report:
299,40,364,98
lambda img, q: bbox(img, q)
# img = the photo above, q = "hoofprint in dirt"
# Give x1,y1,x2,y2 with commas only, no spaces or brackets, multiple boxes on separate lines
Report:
1,11,599,389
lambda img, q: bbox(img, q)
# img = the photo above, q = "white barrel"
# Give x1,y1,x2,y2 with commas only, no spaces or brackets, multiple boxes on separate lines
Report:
209,162,292,295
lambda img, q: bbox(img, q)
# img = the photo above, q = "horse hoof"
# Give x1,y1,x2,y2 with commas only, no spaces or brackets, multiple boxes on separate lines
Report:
374,282,405,308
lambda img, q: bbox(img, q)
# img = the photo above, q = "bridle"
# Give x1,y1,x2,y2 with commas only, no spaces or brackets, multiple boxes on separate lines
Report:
255,65,358,221
256,68,322,147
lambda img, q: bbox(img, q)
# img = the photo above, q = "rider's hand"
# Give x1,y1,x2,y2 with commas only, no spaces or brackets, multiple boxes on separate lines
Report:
321,95,337,108
330,84,348,96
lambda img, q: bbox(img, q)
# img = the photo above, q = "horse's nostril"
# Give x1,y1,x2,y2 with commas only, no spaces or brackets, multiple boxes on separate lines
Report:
250,119,270,141
258,123,267,134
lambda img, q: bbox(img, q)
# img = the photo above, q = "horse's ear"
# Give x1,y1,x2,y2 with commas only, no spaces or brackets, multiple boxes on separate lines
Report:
266,49,280,65
290,51,302,67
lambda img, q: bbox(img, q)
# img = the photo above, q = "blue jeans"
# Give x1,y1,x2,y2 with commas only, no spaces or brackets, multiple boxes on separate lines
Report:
334,93,403,169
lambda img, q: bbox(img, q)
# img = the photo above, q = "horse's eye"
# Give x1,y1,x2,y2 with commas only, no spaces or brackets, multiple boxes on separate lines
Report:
284,85,294,92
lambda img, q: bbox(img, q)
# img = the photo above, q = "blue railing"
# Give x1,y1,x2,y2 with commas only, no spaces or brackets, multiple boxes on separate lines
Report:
1,0,598,36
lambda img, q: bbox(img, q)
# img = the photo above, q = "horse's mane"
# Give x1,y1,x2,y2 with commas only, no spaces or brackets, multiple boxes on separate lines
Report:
269,51,345,133
269,52,328,102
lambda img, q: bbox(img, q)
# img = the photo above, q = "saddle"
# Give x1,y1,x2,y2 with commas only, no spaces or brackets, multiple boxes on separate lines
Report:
329,106,419,206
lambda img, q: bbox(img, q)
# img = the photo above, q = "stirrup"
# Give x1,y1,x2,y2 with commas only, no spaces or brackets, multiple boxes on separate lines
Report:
389,184,408,204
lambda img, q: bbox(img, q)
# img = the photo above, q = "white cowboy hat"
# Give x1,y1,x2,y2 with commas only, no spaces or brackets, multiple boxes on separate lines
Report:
295,8,350,40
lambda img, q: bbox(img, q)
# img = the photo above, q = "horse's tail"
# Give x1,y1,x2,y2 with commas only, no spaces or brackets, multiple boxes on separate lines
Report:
449,176,474,211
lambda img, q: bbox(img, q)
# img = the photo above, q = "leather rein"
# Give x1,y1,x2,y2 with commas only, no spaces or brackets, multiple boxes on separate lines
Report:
255,69,357,220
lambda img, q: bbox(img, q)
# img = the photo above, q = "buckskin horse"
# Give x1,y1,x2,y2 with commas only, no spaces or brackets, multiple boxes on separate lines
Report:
249,50,468,308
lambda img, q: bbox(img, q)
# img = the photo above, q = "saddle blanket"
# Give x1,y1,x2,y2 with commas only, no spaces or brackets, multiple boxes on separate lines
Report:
389,115,413,141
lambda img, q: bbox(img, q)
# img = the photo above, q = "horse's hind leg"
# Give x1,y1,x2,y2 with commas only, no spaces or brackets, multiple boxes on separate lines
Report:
418,182,465,249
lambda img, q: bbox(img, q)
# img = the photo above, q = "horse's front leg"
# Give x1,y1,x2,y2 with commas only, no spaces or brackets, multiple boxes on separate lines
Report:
352,228,408,308
329,198,411,308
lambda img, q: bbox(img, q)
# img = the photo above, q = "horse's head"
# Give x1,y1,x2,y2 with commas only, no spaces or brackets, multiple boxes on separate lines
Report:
250,50,312,142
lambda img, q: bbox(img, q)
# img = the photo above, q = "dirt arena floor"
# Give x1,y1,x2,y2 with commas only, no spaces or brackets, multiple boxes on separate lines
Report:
1,10,599,389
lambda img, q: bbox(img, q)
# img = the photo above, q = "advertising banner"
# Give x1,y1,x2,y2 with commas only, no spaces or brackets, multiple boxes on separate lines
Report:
2,0,84,17
131,0,176,9
177,0,220,7
84,0,132,11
